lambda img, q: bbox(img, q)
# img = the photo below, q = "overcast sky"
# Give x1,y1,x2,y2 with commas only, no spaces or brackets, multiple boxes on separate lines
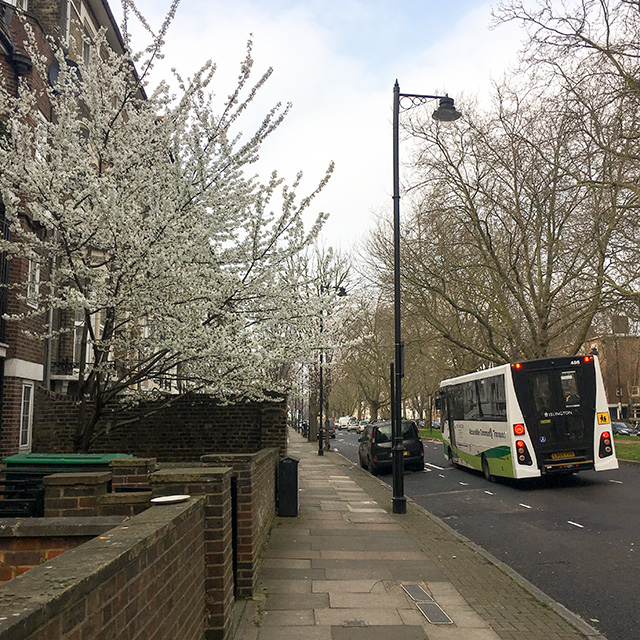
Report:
113,0,526,252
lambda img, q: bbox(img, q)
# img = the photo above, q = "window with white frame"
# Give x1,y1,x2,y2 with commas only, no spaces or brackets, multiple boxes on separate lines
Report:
26,258,40,307
6,0,28,10
20,383,34,450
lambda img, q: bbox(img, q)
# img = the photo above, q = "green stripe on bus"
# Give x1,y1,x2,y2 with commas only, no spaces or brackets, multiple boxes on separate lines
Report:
448,443,515,478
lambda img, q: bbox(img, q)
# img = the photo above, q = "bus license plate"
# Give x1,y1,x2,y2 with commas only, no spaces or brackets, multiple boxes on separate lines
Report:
551,451,574,459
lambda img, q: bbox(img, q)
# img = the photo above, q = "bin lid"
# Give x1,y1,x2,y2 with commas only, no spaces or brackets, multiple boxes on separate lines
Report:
2,453,134,465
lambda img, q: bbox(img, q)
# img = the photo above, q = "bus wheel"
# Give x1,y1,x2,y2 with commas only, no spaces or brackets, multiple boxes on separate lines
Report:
448,447,458,468
482,455,494,483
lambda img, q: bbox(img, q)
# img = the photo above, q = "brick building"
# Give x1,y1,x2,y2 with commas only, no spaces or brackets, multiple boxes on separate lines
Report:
583,316,640,422
0,0,128,457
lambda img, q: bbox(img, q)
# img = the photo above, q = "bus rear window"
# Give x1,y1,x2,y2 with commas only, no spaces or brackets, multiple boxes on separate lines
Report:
528,369,581,414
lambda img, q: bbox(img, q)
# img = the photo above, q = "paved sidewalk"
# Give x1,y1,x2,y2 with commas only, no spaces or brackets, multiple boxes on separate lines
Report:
233,429,605,640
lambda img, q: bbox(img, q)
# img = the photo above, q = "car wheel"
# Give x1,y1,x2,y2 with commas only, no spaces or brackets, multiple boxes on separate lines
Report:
359,452,368,470
369,457,379,476
482,455,494,483
413,460,425,472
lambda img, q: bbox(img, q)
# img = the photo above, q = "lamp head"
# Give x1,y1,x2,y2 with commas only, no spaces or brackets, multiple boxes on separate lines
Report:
432,95,462,123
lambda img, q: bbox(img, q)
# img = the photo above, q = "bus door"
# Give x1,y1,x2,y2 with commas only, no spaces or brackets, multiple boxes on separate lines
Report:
512,361,596,469
438,388,457,453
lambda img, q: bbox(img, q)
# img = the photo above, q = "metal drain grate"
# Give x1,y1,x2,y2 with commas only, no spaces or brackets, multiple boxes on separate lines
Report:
401,584,453,625
416,602,453,624
402,584,433,602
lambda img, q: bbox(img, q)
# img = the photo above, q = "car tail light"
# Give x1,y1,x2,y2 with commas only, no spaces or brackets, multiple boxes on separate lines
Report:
599,431,613,458
513,423,525,436
583,355,592,363
515,439,532,465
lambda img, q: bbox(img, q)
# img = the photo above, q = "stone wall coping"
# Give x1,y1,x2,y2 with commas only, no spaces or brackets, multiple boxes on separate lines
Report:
150,466,233,484
200,447,278,466
97,492,152,506
0,497,204,639
0,516,125,538
109,457,157,468
43,471,113,486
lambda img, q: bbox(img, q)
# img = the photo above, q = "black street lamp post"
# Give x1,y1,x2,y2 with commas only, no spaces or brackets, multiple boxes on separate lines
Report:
391,80,460,513
318,285,347,456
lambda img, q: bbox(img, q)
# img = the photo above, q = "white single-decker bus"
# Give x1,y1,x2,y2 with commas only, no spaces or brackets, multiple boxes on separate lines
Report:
437,355,618,481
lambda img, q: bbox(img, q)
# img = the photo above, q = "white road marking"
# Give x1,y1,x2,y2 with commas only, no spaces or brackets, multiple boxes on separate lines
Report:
609,479,623,484
485,491,494,495
426,463,445,470
568,521,584,528
519,503,532,509
459,482,469,486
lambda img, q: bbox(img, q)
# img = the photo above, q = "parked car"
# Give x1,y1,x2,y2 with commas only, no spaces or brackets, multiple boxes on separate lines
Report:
357,420,368,433
347,416,359,432
358,420,424,475
611,421,639,436
326,422,336,439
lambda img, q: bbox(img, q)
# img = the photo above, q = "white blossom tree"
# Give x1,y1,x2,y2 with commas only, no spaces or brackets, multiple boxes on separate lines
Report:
0,4,334,450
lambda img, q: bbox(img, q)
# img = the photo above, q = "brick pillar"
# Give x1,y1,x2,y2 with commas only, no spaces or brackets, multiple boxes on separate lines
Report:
109,457,157,492
151,467,234,640
43,472,111,517
201,449,277,598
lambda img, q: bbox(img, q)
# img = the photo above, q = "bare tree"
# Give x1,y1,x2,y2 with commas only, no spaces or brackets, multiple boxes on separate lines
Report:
367,79,623,365
495,0,640,310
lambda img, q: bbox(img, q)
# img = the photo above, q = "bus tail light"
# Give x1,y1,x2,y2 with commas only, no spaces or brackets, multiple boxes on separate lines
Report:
513,423,526,436
599,431,613,458
515,439,533,465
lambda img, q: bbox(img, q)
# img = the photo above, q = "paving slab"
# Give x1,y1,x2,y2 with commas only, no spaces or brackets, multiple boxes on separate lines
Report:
314,607,405,626
259,609,315,626
258,579,312,594
257,627,332,640
312,579,386,594
263,593,329,610
331,626,428,640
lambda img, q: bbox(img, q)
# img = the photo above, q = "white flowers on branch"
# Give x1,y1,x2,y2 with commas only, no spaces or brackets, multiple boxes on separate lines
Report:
0,7,333,449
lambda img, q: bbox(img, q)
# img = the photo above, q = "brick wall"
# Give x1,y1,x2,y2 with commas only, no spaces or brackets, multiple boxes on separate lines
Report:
29,0,65,42
151,467,234,640
201,448,278,597
0,378,23,457
0,516,124,583
43,471,111,517
33,390,288,461
0,498,206,640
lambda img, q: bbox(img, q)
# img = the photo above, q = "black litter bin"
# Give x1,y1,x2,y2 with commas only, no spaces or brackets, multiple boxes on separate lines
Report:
277,456,299,517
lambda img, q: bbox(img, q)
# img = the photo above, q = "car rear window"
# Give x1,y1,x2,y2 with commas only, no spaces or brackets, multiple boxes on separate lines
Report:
375,422,417,442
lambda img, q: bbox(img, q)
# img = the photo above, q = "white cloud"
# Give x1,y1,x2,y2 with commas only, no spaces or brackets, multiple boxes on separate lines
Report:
114,0,526,252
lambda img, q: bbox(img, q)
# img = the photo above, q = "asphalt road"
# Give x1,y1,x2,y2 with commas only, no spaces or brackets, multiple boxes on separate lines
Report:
331,428,640,640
